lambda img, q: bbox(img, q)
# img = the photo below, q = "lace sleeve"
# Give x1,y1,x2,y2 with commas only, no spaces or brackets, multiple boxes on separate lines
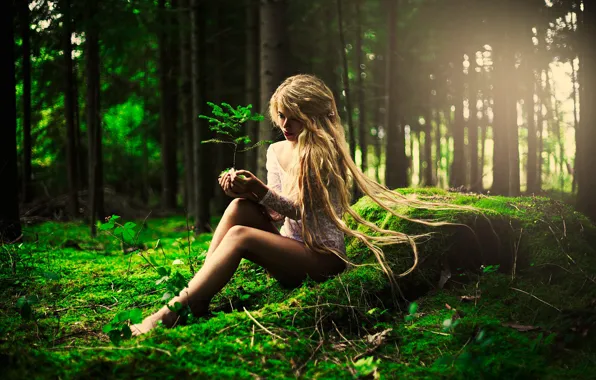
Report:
258,187,301,221
261,145,287,222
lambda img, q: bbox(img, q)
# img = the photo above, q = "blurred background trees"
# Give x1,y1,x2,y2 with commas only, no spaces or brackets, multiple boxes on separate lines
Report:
3,0,596,236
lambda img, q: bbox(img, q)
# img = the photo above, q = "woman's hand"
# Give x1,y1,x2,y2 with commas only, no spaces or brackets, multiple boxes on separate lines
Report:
218,170,258,202
230,170,268,201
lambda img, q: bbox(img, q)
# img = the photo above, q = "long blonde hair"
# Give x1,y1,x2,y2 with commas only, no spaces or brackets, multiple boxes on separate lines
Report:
269,74,478,290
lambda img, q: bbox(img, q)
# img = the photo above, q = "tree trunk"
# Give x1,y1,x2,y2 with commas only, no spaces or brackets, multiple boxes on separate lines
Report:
212,2,229,216
323,3,341,115
258,0,288,181
0,0,22,242
19,0,32,204
469,70,480,192
86,0,103,236
571,50,579,194
491,49,512,195
158,0,177,210
384,0,407,189
423,106,433,186
180,0,194,213
450,61,466,188
435,110,442,186
245,0,259,173
525,66,538,194
355,0,367,177
63,0,78,217
509,69,520,197
337,0,356,168
191,0,210,232
142,47,150,205
576,1,596,220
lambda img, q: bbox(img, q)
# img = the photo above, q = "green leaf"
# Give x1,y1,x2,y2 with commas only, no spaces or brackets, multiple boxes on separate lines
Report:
161,292,173,301
128,308,143,324
102,323,114,334
116,310,130,323
408,302,418,315
121,325,132,340
156,266,170,277
172,259,184,265
124,222,137,229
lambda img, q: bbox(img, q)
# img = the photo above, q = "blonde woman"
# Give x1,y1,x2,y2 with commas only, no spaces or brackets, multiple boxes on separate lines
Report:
133,74,442,335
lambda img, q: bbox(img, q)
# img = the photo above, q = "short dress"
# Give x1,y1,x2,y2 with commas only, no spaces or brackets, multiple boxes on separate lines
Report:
258,144,347,256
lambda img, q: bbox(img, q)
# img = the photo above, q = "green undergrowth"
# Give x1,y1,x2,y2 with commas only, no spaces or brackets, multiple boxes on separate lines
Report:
1,189,595,379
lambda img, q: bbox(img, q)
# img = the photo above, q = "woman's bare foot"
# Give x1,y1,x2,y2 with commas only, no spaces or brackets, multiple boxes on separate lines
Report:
131,306,180,336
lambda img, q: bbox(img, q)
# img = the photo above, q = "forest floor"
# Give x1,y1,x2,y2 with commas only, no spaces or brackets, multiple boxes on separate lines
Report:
1,189,596,379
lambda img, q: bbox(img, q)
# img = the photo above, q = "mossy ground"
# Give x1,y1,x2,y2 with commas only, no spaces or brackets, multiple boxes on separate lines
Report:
1,189,595,379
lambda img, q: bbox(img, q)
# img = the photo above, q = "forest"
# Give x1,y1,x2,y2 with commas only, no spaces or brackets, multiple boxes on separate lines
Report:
1,0,596,378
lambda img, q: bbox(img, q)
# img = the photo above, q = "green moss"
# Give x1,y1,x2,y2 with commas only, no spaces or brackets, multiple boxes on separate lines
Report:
1,189,595,378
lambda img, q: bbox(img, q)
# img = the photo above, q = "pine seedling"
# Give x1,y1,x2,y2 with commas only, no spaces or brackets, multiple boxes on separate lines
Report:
199,102,272,176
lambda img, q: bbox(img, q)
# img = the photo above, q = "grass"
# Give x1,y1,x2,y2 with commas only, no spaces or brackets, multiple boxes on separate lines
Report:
1,189,595,379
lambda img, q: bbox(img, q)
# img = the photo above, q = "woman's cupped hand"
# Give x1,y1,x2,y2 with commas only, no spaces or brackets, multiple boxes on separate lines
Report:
218,169,264,202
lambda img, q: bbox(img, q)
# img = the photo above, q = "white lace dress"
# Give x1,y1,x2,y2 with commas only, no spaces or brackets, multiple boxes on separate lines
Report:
258,144,347,256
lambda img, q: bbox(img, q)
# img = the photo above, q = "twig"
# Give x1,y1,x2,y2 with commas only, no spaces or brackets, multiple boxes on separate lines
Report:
510,287,561,312
50,344,172,356
295,341,323,377
243,307,285,341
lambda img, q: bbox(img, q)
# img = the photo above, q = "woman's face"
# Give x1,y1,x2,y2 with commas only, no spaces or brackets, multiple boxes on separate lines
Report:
278,111,304,141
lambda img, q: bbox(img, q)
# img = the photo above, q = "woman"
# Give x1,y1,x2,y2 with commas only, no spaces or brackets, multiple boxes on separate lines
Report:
132,74,445,335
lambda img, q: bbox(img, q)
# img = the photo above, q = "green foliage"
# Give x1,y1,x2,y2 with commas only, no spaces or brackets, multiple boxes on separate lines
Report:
199,102,272,168
2,192,596,378
102,308,143,346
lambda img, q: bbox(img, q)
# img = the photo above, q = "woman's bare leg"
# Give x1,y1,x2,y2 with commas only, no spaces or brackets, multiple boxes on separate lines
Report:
207,198,279,258
132,226,345,335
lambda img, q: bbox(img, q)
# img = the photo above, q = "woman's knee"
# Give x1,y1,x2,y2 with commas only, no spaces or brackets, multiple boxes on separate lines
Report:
224,225,252,244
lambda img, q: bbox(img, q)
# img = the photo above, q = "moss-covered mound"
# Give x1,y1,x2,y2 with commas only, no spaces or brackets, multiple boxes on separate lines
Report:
1,189,595,379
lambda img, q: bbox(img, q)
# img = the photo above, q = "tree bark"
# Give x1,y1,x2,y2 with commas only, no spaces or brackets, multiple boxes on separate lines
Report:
158,0,177,210
180,0,194,213
86,0,103,236
450,60,466,188
0,0,22,242
384,0,407,189
20,0,32,204
337,0,355,169
467,68,480,192
63,0,78,217
525,65,538,194
191,0,210,232
491,49,512,195
576,1,596,220
245,0,259,173
355,0,367,178
258,0,288,181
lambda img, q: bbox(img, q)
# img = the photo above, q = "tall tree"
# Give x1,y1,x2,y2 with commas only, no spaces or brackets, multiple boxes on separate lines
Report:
19,0,32,203
384,0,408,189
180,0,194,213
337,0,355,169
576,2,596,220
158,0,178,209
1,0,22,242
355,0,367,178
62,0,78,217
86,0,104,236
258,0,288,180
245,0,259,173
191,0,210,232
525,65,539,194
468,65,480,192
450,57,466,188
